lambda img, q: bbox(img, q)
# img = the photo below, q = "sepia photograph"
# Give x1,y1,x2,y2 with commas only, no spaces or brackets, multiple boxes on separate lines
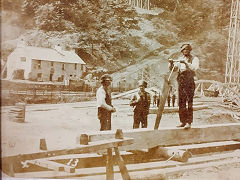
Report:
1,0,240,179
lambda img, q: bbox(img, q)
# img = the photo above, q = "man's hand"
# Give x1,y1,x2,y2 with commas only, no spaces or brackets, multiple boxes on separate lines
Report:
180,60,186,63
111,107,116,113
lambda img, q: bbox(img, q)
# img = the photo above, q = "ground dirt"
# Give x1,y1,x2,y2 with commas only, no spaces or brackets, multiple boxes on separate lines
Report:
1,96,240,179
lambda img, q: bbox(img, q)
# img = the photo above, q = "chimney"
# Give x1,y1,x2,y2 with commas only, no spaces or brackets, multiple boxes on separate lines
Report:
17,38,25,48
54,44,62,52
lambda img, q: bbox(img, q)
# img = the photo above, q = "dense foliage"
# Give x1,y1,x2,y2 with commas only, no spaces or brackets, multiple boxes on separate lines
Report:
2,0,231,81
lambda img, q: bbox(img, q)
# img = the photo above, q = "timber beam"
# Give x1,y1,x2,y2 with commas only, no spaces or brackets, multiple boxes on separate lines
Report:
83,123,240,151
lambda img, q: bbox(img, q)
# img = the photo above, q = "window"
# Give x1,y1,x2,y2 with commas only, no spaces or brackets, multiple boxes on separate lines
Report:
51,62,54,66
37,73,42,81
37,73,42,78
75,63,77,70
20,57,26,62
81,64,83,71
62,63,65,70
37,60,41,69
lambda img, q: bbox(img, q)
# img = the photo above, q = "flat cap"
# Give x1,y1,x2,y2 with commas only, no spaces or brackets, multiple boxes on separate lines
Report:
138,80,147,88
181,44,192,52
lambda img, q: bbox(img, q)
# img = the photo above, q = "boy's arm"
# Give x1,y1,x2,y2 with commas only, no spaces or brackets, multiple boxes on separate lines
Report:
130,94,138,106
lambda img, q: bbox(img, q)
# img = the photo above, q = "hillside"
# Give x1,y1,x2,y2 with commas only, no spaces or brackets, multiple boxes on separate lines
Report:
1,0,231,82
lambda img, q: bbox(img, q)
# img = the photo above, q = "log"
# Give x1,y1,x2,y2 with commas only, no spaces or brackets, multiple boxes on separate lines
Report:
28,159,75,173
150,147,192,162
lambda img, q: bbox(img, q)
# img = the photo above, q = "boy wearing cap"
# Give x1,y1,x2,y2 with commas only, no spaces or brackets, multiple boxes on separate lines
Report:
176,44,199,129
130,80,151,129
96,74,116,131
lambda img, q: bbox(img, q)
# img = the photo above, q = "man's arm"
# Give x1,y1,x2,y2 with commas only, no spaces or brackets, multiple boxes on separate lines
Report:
182,57,199,71
147,93,151,109
130,94,138,106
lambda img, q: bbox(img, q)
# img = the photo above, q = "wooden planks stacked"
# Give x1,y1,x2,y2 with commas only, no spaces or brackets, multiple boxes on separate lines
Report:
8,103,26,123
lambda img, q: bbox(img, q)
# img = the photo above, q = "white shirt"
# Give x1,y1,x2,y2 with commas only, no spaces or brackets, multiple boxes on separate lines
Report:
96,86,113,111
177,55,199,72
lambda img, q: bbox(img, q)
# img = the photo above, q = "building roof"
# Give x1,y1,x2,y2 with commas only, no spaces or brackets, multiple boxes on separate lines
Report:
10,46,86,64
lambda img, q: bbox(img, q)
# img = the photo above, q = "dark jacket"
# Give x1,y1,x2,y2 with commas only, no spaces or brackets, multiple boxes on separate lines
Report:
130,91,151,114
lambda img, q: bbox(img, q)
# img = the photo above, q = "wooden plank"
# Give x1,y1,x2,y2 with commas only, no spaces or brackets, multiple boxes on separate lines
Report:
14,151,240,179
86,123,240,151
166,140,240,155
28,159,75,173
24,151,151,170
149,104,208,114
112,89,138,99
3,138,134,161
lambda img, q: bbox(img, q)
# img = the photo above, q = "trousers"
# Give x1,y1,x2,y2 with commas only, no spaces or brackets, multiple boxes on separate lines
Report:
177,71,195,124
98,107,111,131
133,110,148,129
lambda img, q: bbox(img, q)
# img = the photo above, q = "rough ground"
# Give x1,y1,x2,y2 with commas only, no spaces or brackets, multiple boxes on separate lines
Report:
1,96,240,179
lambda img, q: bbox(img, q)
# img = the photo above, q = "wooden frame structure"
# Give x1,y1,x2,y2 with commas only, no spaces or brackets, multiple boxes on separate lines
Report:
225,0,240,84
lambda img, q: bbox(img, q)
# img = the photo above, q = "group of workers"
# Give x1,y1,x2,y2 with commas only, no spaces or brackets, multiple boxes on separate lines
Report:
96,43,199,131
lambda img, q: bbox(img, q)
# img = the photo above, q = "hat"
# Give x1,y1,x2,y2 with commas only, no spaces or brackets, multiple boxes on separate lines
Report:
100,74,112,84
181,44,192,52
138,80,147,88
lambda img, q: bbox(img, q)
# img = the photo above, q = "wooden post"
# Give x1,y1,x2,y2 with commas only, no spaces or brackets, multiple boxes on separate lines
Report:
115,129,123,139
114,147,131,180
80,134,89,145
8,162,15,177
40,138,47,150
106,148,114,180
154,74,170,129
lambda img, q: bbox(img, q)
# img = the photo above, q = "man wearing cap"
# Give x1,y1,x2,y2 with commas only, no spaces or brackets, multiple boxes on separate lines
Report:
176,44,199,129
130,80,151,129
96,74,116,131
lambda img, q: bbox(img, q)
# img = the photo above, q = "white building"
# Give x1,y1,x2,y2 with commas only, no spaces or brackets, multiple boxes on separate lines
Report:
6,43,86,82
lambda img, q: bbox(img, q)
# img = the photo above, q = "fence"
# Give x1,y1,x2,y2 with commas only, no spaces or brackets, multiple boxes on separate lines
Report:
1,80,96,105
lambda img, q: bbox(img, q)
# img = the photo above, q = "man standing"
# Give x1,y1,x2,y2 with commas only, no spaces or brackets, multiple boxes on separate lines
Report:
167,86,176,107
153,91,158,107
130,80,151,129
96,74,116,131
176,44,199,129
